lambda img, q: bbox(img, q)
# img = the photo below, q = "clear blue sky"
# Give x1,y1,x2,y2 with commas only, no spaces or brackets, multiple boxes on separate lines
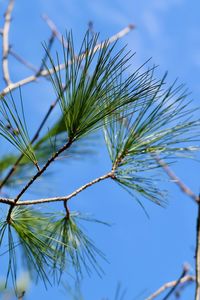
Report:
0,0,200,299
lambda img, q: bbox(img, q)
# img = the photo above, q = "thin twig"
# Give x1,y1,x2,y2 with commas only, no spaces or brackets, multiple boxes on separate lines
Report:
0,171,113,206
9,48,38,72
0,24,134,96
195,201,200,300
154,155,199,203
42,14,68,48
145,275,195,300
2,0,15,85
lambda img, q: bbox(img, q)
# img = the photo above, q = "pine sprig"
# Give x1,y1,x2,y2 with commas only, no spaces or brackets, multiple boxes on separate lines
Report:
0,207,58,288
47,211,107,283
104,75,200,205
45,31,158,141
0,208,108,289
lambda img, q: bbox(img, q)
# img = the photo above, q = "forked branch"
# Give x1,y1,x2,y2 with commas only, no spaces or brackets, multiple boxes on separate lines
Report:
0,171,114,207
145,274,195,300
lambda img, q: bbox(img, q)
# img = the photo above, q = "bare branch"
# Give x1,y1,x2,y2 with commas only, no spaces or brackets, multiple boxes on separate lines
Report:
0,197,14,205
2,0,15,85
0,171,113,207
154,155,199,203
0,24,134,96
145,275,195,300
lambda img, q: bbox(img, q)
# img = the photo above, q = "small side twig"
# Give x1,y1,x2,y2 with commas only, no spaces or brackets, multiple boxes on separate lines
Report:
64,200,70,219
9,48,38,72
42,14,68,48
2,0,15,85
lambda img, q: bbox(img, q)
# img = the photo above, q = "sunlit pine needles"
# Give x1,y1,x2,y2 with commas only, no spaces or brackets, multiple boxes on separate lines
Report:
46,31,159,141
104,74,200,206
47,211,107,284
0,207,56,288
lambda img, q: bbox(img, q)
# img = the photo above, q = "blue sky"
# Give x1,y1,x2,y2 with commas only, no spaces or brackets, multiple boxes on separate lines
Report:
0,0,200,299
